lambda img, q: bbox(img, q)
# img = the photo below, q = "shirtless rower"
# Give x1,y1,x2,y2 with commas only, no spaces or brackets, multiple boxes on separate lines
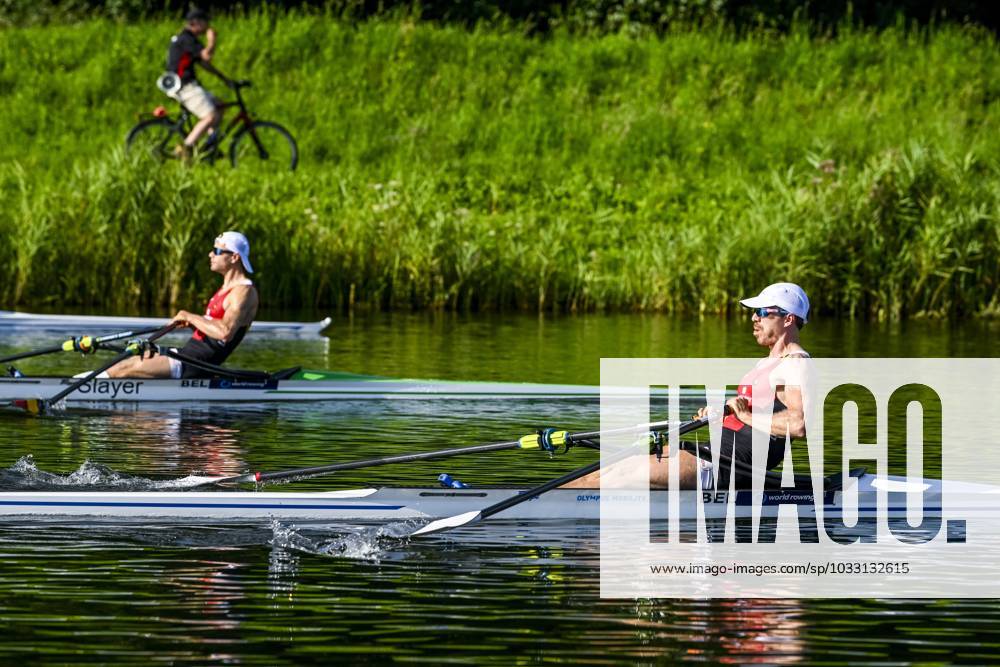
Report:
108,231,259,379
563,282,811,490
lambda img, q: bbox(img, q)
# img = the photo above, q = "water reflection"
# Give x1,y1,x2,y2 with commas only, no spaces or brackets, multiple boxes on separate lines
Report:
624,598,805,663
0,516,995,663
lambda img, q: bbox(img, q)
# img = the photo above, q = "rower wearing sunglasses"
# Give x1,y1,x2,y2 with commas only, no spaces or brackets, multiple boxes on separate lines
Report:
564,282,811,490
701,282,811,489
108,231,259,379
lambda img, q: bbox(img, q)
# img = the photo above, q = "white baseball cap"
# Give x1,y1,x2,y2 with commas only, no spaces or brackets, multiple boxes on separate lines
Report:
739,282,810,323
215,231,253,273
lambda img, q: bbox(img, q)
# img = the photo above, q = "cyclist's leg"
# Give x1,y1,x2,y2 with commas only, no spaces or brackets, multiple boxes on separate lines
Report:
176,84,219,147
208,91,223,134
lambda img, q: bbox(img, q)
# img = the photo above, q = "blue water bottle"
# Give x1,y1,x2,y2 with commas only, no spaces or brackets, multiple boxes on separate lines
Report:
438,473,469,489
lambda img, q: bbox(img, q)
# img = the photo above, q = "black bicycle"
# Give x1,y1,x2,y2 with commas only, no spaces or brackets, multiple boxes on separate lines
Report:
126,80,298,171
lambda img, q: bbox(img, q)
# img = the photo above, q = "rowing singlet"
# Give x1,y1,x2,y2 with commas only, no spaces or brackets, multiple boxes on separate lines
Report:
723,357,782,432
716,352,810,487
177,280,253,377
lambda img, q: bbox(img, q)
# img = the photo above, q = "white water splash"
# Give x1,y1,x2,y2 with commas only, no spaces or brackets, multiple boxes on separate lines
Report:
4,455,179,491
269,520,419,563
8,454,38,476
5,455,129,487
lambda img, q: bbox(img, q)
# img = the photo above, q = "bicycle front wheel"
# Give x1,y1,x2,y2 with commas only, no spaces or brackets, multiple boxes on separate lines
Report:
229,121,298,172
125,118,186,163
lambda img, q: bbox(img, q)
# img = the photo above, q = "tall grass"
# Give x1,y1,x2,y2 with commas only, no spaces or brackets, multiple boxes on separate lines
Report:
0,14,997,317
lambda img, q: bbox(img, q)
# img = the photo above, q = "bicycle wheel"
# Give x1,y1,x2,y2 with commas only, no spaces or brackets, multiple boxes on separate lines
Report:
125,118,186,163
229,121,298,172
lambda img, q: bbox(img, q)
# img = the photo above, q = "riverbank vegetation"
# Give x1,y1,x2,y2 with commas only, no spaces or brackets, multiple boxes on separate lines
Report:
1,13,997,317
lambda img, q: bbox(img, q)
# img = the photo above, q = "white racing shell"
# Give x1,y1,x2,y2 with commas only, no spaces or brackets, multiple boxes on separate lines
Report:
0,475,993,523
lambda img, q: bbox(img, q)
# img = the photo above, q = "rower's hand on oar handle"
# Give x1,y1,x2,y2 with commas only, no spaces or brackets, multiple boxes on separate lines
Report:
170,311,194,329
724,396,750,424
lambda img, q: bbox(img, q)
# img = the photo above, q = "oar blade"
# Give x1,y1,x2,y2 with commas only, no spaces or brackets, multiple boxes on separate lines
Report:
410,510,482,537
159,475,230,489
164,472,258,489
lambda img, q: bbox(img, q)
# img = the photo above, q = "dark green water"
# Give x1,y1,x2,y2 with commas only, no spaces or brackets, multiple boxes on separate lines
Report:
0,312,997,663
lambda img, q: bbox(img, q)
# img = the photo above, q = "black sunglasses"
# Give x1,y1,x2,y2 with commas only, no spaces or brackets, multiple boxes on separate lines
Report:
212,247,234,256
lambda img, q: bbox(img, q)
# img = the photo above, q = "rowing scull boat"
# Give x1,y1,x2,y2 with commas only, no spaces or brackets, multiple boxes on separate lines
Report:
0,474,991,522
0,310,330,336
0,368,608,404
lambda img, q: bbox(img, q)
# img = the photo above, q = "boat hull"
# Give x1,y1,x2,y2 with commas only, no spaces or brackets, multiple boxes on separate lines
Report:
0,476,987,523
0,372,604,404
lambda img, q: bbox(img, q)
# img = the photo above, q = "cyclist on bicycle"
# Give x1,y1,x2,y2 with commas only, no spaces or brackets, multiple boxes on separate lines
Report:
165,8,233,161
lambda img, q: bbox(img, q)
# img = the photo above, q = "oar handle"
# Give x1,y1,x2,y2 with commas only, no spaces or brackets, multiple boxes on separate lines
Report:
146,323,181,343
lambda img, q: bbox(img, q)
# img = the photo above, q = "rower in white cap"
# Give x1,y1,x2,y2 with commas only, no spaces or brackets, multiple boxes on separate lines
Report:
564,282,812,490
108,231,259,379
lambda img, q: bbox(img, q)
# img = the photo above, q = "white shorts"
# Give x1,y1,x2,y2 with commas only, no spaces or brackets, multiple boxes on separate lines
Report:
167,349,183,379
176,83,218,119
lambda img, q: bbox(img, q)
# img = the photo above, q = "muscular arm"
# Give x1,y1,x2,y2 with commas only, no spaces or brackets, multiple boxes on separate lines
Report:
175,286,258,341
770,385,806,438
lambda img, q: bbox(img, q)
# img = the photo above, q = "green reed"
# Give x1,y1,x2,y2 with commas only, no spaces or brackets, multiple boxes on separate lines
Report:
0,14,997,317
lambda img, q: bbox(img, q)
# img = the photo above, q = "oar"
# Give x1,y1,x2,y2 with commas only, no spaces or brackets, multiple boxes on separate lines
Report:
0,325,168,365
15,323,179,414
410,416,710,538
176,419,688,489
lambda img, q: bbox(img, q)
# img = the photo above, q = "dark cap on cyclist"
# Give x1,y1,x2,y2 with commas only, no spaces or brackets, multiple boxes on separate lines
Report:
185,7,210,22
